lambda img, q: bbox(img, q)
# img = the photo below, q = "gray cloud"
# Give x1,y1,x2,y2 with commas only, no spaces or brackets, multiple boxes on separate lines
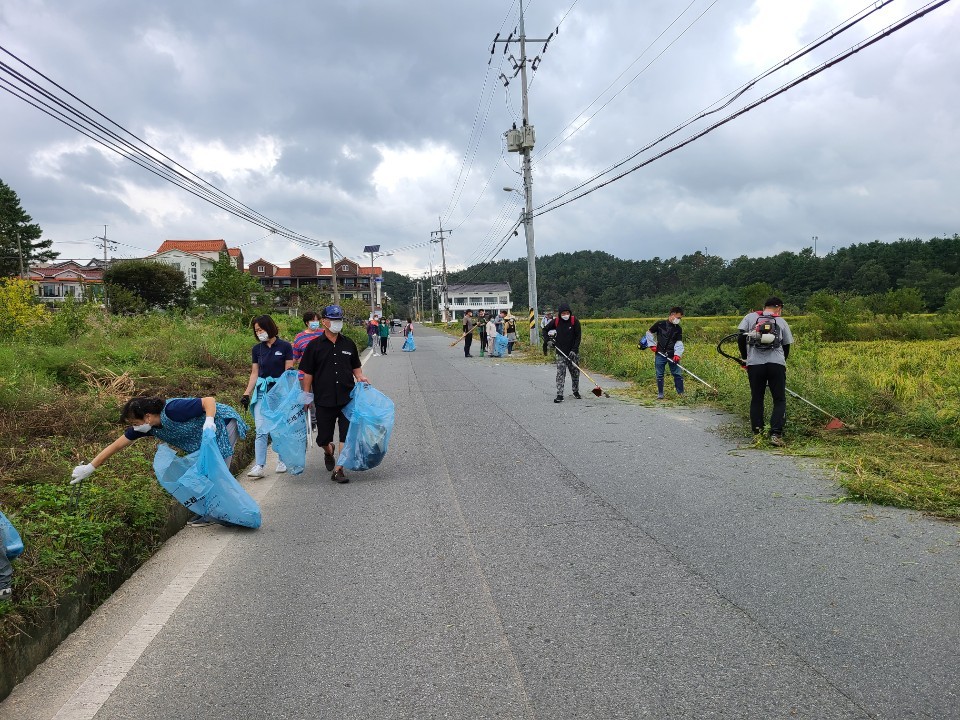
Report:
1,0,957,277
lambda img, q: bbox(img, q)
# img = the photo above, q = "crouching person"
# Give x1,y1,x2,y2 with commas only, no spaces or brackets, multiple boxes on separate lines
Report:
71,396,248,526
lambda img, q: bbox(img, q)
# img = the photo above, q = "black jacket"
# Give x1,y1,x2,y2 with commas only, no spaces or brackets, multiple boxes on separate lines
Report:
545,314,581,354
648,320,682,357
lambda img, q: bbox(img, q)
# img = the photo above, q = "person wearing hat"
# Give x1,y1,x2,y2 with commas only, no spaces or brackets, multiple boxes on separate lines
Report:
299,305,370,483
544,302,582,402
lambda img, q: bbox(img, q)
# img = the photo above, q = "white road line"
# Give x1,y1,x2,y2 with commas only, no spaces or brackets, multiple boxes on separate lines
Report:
51,473,279,720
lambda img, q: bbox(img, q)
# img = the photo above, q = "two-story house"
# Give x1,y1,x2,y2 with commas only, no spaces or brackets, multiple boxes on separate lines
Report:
30,260,105,302
247,254,384,303
148,240,244,290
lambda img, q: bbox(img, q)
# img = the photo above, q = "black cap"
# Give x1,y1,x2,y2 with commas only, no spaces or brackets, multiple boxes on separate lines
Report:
558,302,571,314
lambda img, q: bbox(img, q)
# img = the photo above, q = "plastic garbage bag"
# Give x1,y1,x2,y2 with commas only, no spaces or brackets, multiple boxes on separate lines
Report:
402,334,416,352
1,510,24,559
154,428,262,528
257,369,312,474
337,383,395,471
493,334,509,357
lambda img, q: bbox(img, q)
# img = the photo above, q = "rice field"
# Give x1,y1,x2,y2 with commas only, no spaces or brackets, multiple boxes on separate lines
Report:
576,316,960,517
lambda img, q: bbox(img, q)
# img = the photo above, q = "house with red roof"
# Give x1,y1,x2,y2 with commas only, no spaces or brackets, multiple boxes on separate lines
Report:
30,260,105,302
247,254,384,304
148,239,244,291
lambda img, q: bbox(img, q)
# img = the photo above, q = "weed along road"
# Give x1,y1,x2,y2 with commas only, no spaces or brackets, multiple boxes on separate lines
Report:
3,326,958,720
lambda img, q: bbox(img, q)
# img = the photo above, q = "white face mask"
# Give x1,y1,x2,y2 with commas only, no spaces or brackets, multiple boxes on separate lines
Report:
328,320,343,334
256,331,269,342
561,314,570,321
132,423,152,433
671,317,681,325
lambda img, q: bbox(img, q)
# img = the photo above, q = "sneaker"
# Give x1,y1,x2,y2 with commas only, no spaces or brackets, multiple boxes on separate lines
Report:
572,392,582,399
0,587,11,602
770,435,786,447
275,461,287,473
657,394,664,400
187,516,215,528
247,464,265,478
331,468,349,484
554,395,564,403
322,447,336,471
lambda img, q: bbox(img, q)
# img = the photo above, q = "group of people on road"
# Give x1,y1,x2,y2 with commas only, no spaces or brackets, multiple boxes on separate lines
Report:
460,309,519,358
69,304,370,529
458,295,794,446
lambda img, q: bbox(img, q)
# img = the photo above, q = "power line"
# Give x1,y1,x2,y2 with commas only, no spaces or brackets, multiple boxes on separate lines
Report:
532,0,715,166
536,0,898,211
533,0,952,218
0,44,322,246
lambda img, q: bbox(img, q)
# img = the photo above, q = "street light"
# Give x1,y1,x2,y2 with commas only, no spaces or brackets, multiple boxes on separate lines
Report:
363,245,392,319
502,187,539,346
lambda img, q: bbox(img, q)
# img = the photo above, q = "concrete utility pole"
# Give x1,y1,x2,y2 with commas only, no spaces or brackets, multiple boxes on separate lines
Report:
93,225,116,307
430,218,451,323
493,0,553,347
327,241,339,303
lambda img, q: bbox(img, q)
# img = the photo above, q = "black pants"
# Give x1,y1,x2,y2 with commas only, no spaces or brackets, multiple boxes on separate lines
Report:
747,363,787,435
464,333,473,356
379,336,388,353
315,404,350,446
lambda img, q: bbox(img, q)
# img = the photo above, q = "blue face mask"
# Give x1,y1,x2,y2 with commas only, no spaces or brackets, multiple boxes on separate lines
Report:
308,321,320,330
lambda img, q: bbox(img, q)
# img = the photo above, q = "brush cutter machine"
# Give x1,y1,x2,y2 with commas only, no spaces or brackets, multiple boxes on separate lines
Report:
716,333,846,430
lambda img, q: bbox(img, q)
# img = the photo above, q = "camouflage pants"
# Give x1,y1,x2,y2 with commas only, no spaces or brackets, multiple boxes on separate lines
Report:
555,350,580,396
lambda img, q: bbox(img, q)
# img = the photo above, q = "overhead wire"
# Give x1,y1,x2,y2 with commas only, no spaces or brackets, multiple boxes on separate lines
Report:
0,44,322,246
532,0,715,165
535,0,898,210
439,0,520,227
533,0,952,218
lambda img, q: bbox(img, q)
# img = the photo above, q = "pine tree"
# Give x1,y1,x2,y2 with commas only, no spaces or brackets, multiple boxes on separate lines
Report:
0,178,57,277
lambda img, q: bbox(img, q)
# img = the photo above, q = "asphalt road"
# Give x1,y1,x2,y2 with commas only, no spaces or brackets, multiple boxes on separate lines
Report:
3,325,958,719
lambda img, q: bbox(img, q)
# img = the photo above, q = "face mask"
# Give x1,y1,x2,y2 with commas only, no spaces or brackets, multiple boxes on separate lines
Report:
308,321,320,330
132,423,151,433
671,318,681,325
256,331,269,342
561,314,570,321
328,320,343,334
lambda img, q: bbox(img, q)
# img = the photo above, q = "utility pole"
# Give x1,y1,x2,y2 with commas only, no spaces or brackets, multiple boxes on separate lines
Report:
15,228,26,279
430,218,451,323
94,225,116,307
327,241,339,303
493,0,553,347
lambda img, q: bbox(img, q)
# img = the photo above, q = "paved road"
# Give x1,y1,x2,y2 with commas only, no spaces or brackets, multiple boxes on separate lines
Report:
3,326,958,719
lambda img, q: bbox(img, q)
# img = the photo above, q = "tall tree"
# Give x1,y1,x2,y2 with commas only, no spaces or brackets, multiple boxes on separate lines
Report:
0,178,57,276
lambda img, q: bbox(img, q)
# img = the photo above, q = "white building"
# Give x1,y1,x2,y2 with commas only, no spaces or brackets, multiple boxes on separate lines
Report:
443,282,513,320
147,240,244,291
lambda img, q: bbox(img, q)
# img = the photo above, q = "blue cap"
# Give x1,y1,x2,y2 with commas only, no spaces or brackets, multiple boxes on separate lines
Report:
322,304,344,320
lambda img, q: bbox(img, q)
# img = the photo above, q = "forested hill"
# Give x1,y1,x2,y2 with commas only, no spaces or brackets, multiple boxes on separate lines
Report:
437,235,960,317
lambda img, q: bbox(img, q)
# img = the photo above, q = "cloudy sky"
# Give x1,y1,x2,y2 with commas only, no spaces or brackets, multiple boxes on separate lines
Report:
1,0,957,278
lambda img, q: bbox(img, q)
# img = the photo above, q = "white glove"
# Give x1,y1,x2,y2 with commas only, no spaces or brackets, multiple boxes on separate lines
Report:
203,417,216,432
547,329,557,337
71,463,96,485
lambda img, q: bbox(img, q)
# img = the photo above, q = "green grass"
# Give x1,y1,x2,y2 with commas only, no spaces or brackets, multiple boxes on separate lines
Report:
0,312,256,632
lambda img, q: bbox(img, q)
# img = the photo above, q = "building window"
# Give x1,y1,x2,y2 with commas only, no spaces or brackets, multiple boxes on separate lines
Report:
484,296,497,304
340,264,350,272
342,293,353,299
344,279,355,287
499,296,508,303
171,262,181,271
257,265,265,273
469,296,483,304
454,297,467,305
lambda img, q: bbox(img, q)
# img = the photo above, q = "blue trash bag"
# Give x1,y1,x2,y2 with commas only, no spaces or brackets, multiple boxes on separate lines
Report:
493,334,509,357
1,510,24,559
336,383,396,471
153,428,262,528
257,369,311,474
402,334,416,352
